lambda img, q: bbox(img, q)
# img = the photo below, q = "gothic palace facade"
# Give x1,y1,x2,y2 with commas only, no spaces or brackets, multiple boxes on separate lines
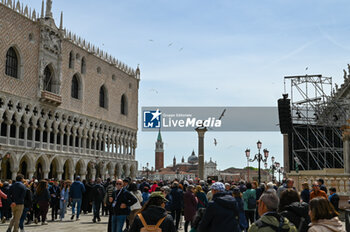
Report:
0,0,140,180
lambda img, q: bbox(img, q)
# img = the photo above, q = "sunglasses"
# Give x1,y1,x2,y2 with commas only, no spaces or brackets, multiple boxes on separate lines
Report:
116,183,123,185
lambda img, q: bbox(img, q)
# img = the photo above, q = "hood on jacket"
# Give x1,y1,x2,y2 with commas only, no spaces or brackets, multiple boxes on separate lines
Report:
260,213,294,230
309,217,344,232
141,205,168,224
213,192,238,210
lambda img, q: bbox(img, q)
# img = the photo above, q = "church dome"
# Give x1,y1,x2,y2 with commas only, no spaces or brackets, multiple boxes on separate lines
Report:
188,150,198,164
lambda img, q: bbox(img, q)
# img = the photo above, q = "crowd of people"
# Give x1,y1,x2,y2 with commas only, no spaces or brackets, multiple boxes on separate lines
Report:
0,175,346,232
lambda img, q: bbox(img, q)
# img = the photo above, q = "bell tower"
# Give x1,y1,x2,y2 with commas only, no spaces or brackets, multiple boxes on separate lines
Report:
155,129,164,171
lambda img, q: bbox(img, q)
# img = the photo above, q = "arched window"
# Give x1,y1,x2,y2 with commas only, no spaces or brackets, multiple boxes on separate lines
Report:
69,51,74,69
71,75,80,99
43,66,53,92
5,47,19,78
121,94,128,115
99,85,107,109
81,57,86,74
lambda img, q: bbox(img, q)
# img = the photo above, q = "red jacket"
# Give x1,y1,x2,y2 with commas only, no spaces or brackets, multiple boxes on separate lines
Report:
0,189,7,207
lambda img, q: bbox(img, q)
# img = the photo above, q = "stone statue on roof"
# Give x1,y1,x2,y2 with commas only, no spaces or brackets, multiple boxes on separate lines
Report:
46,0,53,18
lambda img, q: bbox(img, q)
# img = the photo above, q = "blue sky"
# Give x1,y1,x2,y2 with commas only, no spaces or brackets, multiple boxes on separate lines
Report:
23,0,350,170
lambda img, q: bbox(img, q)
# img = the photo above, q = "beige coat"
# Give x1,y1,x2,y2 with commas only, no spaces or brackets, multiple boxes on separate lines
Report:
308,217,345,232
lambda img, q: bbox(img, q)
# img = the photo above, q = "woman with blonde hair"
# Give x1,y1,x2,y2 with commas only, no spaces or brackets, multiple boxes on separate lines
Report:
308,197,345,232
195,185,208,209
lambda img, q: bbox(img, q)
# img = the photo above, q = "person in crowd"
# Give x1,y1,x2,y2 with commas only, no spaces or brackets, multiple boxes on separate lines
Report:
169,181,184,231
69,176,86,220
206,188,213,202
109,179,137,232
300,182,310,203
59,181,69,221
317,178,328,194
328,187,340,212
150,180,158,193
310,181,327,200
190,208,206,232
278,189,310,232
195,185,208,209
163,186,173,212
0,183,7,224
2,181,11,223
266,182,276,193
128,182,143,227
239,180,247,193
83,179,94,214
139,178,150,193
102,178,111,216
308,197,345,232
34,180,50,226
243,182,256,226
141,187,150,206
91,178,105,223
254,182,264,221
198,182,240,232
277,178,294,198
129,191,176,232
233,187,248,231
225,183,232,195
6,174,26,232
49,179,60,221
248,191,297,232
18,180,32,232
184,185,198,232
104,180,116,232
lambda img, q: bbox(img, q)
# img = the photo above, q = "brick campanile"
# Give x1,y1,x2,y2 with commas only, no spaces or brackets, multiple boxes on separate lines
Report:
155,130,164,171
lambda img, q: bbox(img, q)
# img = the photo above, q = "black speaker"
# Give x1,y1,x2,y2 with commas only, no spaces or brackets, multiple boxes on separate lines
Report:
278,94,292,134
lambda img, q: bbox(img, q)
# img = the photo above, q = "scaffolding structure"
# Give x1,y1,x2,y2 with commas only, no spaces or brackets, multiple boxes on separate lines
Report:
284,74,349,171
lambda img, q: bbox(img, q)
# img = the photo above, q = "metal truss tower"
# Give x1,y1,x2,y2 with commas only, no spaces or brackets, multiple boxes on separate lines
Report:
284,74,348,171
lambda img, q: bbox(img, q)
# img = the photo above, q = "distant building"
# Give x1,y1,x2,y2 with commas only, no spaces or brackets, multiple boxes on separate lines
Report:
140,130,219,180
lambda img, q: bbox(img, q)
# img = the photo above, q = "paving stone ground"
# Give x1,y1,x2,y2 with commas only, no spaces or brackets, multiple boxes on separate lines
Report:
0,211,186,232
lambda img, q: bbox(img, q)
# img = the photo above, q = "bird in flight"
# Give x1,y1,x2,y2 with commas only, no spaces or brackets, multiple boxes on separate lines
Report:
305,67,308,70
149,39,154,42
214,138,217,146
219,109,226,120
168,43,173,47
150,89,159,94
179,47,183,51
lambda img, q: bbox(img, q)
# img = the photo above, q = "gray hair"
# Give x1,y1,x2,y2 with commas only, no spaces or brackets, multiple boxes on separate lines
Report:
161,186,171,194
187,185,194,191
260,191,279,211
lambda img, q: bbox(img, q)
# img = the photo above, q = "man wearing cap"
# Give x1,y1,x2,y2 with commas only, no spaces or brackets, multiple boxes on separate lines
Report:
129,191,176,232
69,176,86,220
199,182,240,232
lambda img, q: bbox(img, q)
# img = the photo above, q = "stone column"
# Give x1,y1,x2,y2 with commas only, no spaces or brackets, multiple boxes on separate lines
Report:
28,170,35,180
196,127,207,180
108,165,114,178
15,121,20,146
343,129,350,174
66,131,71,152
57,171,63,180
31,125,36,147
46,128,51,150
6,120,11,145
24,123,29,147
60,130,64,152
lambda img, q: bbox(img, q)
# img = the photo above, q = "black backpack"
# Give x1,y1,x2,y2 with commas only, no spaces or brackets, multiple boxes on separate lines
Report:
247,196,256,209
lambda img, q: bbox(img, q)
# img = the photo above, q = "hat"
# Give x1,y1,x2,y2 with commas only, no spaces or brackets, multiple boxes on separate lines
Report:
232,187,240,194
210,182,225,192
149,191,168,202
34,179,38,183
123,178,130,183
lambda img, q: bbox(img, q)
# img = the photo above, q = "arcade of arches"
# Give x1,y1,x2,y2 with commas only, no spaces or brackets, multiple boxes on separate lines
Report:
0,151,137,180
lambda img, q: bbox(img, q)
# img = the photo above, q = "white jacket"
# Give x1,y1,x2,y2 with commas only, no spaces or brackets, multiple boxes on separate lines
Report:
308,217,345,232
130,190,143,211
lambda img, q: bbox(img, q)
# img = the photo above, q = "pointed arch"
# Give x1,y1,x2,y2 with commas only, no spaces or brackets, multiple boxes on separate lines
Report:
71,73,82,99
81,57,86,74
99,85,108,109
121,94,128,115
5,46,20,78
43,65,54,92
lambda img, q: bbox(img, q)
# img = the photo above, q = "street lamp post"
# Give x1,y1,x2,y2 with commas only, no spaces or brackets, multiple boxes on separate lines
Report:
246,140,269,184
245,149,250,182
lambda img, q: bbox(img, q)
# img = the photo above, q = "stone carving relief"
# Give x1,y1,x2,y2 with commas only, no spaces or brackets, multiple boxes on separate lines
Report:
40,28,61,55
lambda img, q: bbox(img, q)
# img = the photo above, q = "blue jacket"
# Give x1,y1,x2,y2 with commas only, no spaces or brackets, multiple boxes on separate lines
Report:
199,192,240,232
69,181,86,199
61,188,69,201
8,181,26,205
